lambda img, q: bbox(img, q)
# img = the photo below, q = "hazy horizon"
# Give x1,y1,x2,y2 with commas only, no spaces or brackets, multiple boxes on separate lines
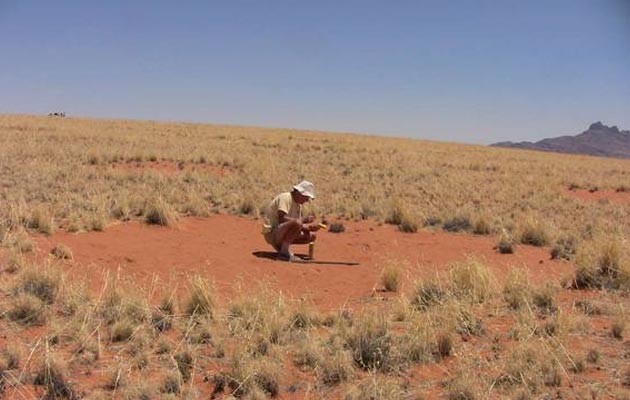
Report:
1,1,628,145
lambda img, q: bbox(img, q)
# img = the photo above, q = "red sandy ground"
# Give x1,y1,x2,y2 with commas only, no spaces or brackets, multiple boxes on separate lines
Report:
564,188,630,205
34,215,572,310
3,216,628,399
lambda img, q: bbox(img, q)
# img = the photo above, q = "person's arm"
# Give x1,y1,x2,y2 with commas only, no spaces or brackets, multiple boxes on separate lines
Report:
277,211,319,231
277,210,313,224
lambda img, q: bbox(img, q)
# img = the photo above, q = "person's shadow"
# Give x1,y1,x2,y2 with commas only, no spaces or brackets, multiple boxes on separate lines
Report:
251,251,278,261
252,251,310,261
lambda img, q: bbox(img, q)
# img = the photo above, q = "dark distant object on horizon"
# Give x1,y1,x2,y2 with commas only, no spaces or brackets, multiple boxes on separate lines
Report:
48,111,66,118
491,122,630,159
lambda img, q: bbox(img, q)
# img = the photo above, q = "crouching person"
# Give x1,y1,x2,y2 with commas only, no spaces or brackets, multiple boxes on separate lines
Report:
262,181,321,261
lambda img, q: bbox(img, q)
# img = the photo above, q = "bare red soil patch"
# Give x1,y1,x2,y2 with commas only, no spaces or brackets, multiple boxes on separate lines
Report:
105,161,232,176
34,215,572,310
564,188,630,204
5,217,627,400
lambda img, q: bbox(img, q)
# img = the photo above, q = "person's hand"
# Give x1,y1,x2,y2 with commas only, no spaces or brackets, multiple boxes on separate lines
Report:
308,224,321,232
303,215,315,224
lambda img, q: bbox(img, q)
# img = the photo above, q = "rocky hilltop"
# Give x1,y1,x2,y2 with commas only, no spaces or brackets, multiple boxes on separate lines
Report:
491,122,630,159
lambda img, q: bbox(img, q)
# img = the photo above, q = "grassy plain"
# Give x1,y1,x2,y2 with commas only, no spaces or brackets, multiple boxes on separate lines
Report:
0,114,629,399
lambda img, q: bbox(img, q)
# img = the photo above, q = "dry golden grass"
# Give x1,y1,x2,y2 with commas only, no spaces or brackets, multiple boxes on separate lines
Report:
1,114,629,244
1,114,630,398
0,255,626,398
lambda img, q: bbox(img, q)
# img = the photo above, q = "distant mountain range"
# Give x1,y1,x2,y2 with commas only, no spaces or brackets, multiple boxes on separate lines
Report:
491,122,630,159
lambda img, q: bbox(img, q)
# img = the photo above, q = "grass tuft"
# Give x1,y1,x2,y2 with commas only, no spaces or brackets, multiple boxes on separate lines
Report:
50,244,73,260
410,279,446,310
472,215,492,235
346,313,393,372
532,283,558,315
318,349,355,386
550,236,578,260
328,222,346,233
503,268,530,310
28,208,54,235
611,320,625,340
495,231,516,254
573,239,630,289
344,376,407,400
33,356,78,399
380,263,402,292
110,319,135,342
12,265,61,304
184,276,215,318
448,258,494,304
144,197,177,226
519,218,549,247
174,350,194,382
443,215,472,233
436,332,453,359
7,293,47,325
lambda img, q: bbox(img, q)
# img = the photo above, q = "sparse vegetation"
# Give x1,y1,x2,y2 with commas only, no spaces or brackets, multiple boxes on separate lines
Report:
551,236,578,260
0,115,629,398
380,264,402,292
184,276,215,318
611,320,625,340
328,222,346,233
33,356,78,400
145,197,177,226
443,215,472,233
519,218,549,247
410,279,446,310
574,238,630,289
346,313,393,371
496,232,516,254
7,293,47,325
50,244,73,260
503,268,531,310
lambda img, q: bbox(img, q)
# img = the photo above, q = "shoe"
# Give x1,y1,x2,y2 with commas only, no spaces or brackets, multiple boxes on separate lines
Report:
277,253,303,263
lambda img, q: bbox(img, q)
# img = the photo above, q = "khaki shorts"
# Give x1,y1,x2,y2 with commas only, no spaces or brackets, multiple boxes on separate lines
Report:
262,224,279,249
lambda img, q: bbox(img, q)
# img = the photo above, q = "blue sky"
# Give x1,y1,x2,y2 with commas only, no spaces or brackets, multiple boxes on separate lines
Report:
1,1,628,144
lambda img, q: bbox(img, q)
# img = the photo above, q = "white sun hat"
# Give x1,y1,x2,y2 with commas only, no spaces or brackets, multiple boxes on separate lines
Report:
293,180,315,199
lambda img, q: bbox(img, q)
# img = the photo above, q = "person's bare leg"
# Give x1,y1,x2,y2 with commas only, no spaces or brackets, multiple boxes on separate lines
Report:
273,220,302,255
293,232,316,244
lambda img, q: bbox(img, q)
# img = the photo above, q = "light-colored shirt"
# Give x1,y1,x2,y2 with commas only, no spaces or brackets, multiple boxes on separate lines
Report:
266,192,301,228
